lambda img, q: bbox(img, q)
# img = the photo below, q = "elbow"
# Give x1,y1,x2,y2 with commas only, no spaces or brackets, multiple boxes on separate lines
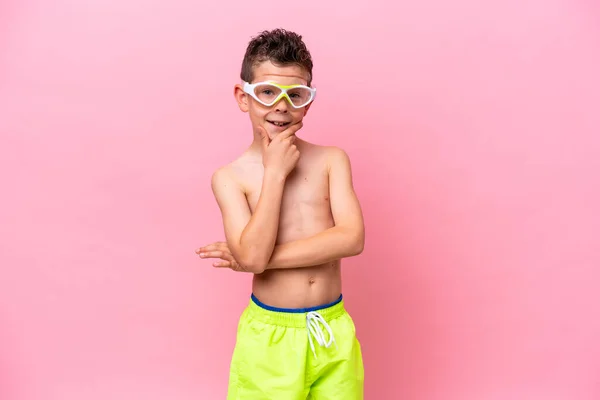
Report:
353,238,365,256
238,253,268,274
348,230,365,256
234,241,269,274
245,262,267,274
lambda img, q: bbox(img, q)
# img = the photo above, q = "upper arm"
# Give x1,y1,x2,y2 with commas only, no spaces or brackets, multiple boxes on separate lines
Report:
327,148,365,244
211,167,252,260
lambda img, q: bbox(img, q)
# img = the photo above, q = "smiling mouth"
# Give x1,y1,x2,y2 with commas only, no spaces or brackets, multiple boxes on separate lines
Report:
267,120,291,127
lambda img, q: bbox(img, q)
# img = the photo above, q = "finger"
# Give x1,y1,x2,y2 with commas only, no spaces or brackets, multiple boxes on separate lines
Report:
231,262,243,271
287,144,298,156
196,245,214,253
284,135,296,144
212,261,232,268
198,250,222,258
290,149,300,163
276,121,303,141
199,250,234,260
196,241,228,253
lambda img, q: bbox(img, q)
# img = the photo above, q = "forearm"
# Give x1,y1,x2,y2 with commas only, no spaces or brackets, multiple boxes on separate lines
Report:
237,170,285,270
266,226,364,270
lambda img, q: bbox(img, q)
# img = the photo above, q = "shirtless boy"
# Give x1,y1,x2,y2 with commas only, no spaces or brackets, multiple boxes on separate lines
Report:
196,29,365,399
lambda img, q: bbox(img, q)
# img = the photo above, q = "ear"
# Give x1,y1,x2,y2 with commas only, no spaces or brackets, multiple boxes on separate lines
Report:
234,84,249,112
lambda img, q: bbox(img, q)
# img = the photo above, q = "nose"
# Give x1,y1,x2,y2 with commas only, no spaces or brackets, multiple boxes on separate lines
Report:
274,96,290,113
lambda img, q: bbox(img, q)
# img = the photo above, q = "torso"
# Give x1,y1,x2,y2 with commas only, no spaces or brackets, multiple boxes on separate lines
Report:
229,139,341,309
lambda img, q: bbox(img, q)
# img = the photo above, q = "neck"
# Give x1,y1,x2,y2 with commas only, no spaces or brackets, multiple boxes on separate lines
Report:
249,132,264,153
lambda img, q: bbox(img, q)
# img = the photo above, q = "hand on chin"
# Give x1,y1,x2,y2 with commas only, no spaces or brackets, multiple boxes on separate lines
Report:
265,122,295,140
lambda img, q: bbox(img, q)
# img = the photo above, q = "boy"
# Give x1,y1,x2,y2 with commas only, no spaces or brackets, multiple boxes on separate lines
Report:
196,29,365,399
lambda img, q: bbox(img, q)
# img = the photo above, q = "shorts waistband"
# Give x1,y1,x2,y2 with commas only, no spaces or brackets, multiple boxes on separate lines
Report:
247,294,346,328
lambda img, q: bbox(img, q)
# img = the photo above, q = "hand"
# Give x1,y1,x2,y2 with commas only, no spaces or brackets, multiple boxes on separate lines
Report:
259,122,302,178
195,241,246,272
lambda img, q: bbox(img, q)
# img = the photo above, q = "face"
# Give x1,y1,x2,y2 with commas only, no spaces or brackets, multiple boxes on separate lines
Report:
234,60,313,140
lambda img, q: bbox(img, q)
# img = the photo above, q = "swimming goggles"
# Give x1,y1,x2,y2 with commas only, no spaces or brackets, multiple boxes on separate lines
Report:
243,81,316,109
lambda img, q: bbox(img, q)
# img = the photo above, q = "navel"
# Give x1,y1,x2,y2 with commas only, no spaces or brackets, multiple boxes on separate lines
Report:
308,277,316,284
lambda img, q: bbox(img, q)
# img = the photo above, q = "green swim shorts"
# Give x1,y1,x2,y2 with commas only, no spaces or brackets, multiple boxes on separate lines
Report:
227,293,364,399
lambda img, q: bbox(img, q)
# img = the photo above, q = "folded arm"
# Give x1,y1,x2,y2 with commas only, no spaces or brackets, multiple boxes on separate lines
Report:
265,147,365,270
210,166,286,273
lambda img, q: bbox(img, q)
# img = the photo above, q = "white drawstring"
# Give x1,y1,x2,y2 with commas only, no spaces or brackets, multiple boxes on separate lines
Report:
306,311,337,358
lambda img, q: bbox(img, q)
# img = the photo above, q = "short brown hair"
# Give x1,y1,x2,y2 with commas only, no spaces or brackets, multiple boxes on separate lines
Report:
240,29,314,86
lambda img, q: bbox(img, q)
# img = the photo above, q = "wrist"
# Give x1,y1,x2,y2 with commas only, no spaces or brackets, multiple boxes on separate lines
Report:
263,167,287,183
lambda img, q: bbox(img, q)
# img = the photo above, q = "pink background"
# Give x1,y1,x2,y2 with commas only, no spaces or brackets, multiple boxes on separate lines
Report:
1,0,599,399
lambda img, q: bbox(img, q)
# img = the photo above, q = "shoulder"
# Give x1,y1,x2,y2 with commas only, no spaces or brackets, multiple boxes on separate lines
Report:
300,140,350,165
210,153,256,193
322,146,352,172
210,165,234,189
210,161,241,193
298,141,352,174
210,164,245,210
324,145,350,160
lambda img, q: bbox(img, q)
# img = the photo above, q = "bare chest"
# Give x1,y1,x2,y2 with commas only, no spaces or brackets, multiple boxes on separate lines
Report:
244,163,333,240
246,166,330,212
